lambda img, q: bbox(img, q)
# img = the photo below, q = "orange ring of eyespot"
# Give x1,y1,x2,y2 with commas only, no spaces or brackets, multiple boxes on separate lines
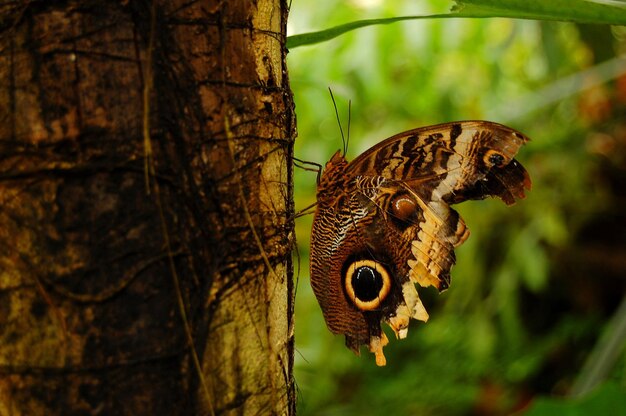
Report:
483,149,507,168
344,259,392,311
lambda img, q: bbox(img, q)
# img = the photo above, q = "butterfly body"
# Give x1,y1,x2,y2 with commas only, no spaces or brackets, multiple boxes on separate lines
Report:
310,121,531,366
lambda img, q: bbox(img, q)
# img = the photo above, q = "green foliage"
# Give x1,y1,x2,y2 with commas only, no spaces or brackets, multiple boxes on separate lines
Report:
454,0,626,24
287,0,626,48
289,1,626,414
523,382,626,416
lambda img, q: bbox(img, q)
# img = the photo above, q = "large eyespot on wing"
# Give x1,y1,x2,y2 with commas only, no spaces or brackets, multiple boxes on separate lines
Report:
342,258,398,367
344,259,392,311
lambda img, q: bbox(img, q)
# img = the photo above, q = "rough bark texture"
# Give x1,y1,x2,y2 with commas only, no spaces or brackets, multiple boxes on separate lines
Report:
0,1,295,414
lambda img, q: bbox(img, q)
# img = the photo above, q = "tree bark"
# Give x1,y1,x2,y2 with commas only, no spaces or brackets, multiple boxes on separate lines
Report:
0,1,295,414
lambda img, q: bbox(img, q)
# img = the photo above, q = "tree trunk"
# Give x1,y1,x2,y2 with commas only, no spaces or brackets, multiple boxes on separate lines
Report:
0,1,295,414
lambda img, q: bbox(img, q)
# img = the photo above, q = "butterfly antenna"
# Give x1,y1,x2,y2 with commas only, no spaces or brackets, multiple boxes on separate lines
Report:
328,87,347,156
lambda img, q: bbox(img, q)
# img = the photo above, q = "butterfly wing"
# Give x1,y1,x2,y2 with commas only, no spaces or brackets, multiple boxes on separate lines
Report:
309,155,376,356
310,121,531,366
346,120,531,297
347,121,531,204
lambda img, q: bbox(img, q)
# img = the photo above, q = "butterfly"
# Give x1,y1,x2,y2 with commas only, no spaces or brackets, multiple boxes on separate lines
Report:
309,121,531,366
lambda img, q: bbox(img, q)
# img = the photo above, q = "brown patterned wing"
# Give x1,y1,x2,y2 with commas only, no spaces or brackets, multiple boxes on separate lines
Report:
348,120,531,298
347,121,531,205
350,177,472,365
310,121,531,366
309,155,372,356
310,170,470,366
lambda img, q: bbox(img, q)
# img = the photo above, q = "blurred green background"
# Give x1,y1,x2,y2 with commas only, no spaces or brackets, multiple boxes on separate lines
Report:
287,1,626,414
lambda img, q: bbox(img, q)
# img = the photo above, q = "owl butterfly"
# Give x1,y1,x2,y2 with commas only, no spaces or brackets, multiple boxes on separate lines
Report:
310,121,531,366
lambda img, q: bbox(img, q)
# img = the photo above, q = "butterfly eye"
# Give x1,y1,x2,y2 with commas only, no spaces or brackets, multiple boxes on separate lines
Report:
483,149,507,168
344,260,392,311
390,193,418,228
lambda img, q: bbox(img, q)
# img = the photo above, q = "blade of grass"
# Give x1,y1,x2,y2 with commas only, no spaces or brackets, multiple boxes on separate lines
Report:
569,295,626,398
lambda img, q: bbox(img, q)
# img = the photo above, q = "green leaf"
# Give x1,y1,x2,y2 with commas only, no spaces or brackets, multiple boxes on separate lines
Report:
287,14,451,49
286,0,626,49
453,0,626,24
